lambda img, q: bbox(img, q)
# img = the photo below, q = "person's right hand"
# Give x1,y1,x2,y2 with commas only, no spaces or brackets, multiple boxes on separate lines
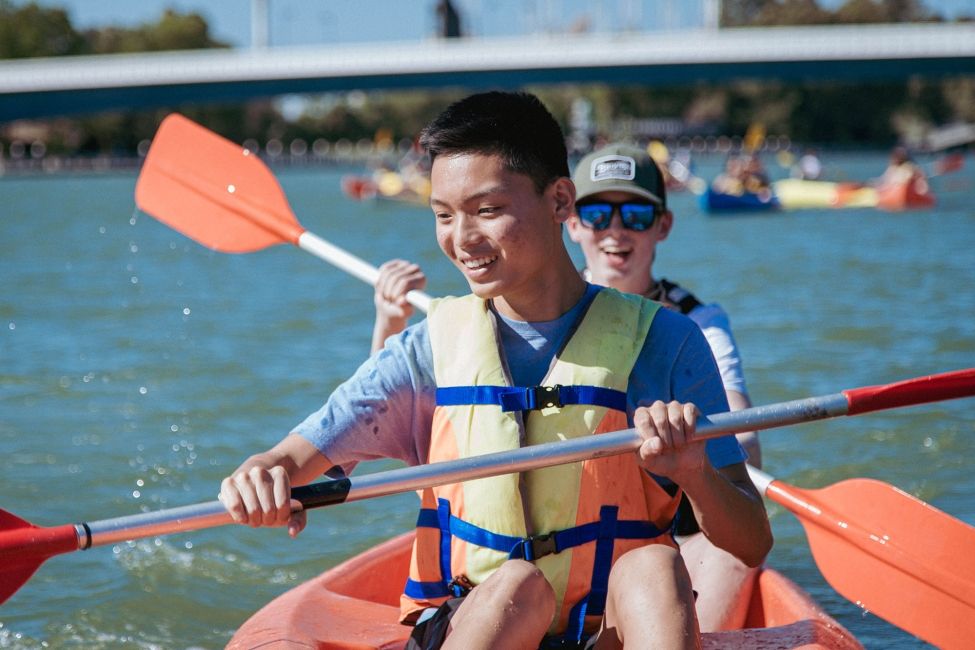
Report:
220,461,307,538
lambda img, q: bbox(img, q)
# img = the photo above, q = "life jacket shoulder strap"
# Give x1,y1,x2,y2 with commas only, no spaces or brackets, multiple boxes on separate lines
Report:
658,278,703,315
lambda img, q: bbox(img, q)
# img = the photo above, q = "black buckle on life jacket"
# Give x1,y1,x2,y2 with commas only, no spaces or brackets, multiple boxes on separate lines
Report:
529,385,562,410
525,532,559,560
447,574,474,597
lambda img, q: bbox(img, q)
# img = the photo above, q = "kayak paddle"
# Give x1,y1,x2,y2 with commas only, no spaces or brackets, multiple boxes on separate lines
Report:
134,113,432,312
748,465,975,649
3,368,974,617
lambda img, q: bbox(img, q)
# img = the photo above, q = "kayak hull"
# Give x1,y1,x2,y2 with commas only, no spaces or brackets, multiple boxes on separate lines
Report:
876,176,936,211
701,188,781,214
771,177,936,212
773,179,879,210
226,532,862,650
341,172,430,207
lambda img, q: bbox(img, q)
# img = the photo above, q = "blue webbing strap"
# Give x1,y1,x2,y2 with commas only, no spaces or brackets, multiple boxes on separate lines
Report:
551,506,670,645
403,502,457,600
586,506,620,617
437,499,454,590
407,504,672,636
435,385,627,413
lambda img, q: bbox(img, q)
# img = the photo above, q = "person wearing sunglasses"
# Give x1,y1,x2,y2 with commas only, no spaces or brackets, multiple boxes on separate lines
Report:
567,142,762,634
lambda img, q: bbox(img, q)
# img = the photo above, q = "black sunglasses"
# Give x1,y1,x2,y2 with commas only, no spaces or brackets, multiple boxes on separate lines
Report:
575,201,660,232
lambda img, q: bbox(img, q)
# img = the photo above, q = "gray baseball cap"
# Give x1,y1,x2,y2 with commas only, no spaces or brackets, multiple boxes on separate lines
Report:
573,143,667,208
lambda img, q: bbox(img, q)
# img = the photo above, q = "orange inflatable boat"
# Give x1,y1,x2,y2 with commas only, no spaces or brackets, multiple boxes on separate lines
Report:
226,531,862,650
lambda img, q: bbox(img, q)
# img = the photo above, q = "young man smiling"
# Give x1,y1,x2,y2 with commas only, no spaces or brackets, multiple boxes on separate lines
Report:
219,92,771,650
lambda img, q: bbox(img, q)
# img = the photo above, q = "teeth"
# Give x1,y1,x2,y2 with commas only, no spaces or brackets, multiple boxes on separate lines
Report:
463,256,496,269
601,246,630,254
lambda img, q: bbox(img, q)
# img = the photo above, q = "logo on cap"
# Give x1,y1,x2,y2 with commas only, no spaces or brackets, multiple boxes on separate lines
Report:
590,155,636,182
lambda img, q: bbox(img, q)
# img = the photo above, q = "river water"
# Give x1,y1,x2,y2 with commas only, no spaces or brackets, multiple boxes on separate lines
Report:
1,153,973,649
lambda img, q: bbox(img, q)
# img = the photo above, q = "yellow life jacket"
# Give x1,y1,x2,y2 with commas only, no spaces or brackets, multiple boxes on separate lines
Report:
400,288,681,641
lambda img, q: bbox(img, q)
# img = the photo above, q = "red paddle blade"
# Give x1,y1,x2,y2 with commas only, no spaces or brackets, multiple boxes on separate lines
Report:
767,478,975,648
134,113,305,253
0,509,81,605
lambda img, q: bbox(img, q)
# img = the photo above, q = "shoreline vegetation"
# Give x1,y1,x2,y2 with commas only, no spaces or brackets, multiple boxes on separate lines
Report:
2,0,974,162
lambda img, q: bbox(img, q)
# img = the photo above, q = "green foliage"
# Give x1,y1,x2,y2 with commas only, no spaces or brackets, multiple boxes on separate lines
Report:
0,0,85,58
722,0,942,26
84,9,228,54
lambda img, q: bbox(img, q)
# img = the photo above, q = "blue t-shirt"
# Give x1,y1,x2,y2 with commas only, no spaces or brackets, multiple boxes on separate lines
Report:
294,285,745,472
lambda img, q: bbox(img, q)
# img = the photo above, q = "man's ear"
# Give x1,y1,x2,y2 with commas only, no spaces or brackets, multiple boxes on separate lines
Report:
656,210,674,240
552,177,576,224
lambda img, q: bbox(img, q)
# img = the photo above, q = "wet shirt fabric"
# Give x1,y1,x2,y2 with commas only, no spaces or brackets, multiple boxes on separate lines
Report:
293,284,745,471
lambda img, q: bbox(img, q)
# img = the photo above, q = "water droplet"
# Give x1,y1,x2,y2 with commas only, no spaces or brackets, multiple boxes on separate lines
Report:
227,184,236,193
139,386,148,395
132,490,140,498
182,307,191,316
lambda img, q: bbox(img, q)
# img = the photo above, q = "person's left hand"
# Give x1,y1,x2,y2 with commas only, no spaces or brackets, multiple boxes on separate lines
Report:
633,400,707,480
374,259,427,324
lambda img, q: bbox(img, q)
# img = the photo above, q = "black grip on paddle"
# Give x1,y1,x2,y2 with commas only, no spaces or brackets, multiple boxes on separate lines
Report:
291,478,353,509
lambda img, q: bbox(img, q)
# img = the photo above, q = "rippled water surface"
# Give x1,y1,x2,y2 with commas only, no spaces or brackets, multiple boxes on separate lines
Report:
1,153,973,648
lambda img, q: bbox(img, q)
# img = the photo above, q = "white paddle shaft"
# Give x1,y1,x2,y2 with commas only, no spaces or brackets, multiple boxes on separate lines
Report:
298,231,432,313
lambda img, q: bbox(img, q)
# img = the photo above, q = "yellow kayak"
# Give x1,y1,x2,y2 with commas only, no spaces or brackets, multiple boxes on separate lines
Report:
772,179,878,210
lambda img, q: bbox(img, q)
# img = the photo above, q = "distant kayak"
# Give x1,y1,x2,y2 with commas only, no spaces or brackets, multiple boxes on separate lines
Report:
341,170,431,207
700,187,781,214
720,178,936,213
876,174,936,210
773,179,879,210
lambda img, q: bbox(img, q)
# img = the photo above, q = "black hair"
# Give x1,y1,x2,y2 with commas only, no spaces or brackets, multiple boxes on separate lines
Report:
419,91,569,194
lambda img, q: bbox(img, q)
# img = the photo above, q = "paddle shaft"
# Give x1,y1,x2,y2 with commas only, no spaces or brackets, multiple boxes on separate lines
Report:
26,368,973,554
25,392,843,553
298,231,431,312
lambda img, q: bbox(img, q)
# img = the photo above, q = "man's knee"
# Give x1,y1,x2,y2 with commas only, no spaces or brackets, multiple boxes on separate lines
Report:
609,544,691,593
492,559,556,608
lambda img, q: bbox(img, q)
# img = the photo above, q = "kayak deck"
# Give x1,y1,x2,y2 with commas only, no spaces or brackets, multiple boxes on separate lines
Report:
227,531,861,649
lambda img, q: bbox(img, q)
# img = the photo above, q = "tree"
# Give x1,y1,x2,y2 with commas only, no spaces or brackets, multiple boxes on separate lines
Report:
84,9,228,54
0,0,86,58
752,0,834,26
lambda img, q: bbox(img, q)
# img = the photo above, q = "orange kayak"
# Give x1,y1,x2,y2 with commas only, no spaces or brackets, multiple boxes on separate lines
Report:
876,175,936,210
227,531,862,650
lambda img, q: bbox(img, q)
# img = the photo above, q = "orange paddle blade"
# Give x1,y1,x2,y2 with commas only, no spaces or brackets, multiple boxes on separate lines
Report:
135,114,304,253
0,509,80,604
766,478,975,649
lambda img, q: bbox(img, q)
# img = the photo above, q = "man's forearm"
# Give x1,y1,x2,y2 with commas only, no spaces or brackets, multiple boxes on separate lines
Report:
680,462,772,567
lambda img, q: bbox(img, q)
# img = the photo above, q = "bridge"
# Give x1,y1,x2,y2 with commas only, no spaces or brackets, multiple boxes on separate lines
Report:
1,23,974,122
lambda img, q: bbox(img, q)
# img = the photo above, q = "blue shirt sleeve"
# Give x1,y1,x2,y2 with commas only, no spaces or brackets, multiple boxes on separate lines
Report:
292,320,437,468
627,307,746,469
